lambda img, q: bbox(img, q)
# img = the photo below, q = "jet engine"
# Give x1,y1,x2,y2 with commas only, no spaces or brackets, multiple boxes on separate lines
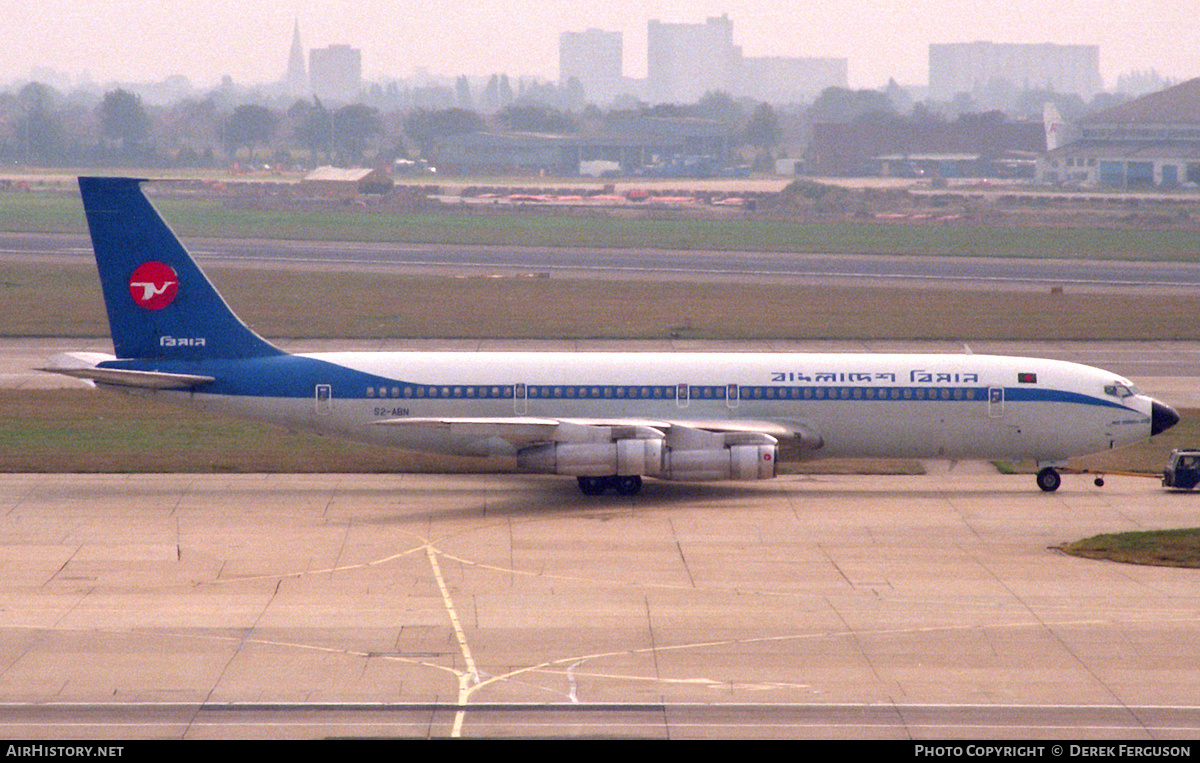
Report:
518,435,778,482
663,443,777,481
518,438,665,477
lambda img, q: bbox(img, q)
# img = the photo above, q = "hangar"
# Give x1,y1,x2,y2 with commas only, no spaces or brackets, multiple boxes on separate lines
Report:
430,117,736,175
803,118,1043,177
1040,77,1200,188
301,166,394,196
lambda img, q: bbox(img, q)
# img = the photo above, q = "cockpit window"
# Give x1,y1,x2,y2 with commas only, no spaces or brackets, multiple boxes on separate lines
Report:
1104,383,1136,398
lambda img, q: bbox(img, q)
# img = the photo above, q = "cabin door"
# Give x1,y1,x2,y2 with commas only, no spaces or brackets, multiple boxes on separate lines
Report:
988,387,1005,418
315,384,333,415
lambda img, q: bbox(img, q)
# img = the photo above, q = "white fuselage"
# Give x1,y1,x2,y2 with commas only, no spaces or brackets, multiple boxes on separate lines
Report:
169,350,1156,464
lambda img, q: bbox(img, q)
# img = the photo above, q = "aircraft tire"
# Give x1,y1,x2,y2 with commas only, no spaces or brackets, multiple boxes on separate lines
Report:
577,476,607,496
614,475,643,496
1036,467,1062,492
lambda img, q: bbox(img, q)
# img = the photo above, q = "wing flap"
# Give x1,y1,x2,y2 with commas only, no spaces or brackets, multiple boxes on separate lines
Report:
373,417,563,443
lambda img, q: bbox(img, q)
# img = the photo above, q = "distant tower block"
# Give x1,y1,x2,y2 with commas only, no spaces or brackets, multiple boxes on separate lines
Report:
309,44,362,101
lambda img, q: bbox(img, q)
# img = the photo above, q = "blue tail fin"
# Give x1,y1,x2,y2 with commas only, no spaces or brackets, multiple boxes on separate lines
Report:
78,176,283,360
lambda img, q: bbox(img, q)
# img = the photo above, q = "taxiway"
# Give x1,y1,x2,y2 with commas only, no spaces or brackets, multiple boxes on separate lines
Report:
2,470,1200,738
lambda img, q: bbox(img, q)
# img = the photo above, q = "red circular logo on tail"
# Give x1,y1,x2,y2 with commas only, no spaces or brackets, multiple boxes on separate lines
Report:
128,261,178,310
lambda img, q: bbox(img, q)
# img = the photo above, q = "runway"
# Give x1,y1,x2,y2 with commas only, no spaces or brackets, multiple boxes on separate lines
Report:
3,470,1200,739
7,230,1200,290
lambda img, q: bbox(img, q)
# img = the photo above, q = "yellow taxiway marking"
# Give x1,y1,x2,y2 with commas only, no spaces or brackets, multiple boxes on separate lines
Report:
424,543,480,738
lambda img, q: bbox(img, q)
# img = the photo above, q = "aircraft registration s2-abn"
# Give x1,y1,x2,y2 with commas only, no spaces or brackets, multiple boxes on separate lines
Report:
45,176,1180,495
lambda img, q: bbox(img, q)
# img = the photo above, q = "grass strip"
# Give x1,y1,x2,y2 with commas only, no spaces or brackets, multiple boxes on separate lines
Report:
1059,529,1200,568
8,260,1200,341
0,390,510,474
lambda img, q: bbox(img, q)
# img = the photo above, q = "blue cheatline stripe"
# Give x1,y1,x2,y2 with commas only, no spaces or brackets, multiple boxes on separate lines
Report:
1003,386,1134,411
95,356,1139,414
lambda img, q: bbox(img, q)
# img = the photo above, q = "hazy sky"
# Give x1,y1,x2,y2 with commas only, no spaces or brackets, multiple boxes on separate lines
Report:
7,0,1198,90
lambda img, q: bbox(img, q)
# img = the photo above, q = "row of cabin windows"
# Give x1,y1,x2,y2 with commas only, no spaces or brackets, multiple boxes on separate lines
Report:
362,384,987,401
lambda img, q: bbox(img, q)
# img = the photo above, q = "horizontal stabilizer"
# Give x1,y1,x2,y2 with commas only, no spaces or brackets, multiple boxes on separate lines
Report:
43,367,216,390
40,352,214,390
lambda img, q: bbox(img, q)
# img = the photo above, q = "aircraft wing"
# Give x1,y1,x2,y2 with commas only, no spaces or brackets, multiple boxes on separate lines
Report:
373,416,823,452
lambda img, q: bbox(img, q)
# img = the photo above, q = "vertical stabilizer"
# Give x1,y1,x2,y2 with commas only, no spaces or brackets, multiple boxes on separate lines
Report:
78,176,283,360
1043,102,1066,151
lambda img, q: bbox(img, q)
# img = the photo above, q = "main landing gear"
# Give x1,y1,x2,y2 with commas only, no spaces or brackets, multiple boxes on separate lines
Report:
1036,466,1062,492
577,475,643,496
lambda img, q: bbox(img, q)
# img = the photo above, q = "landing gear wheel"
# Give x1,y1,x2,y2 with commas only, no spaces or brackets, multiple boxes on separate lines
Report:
614,475,643,496
577,476,607,496
1036,467,1062,492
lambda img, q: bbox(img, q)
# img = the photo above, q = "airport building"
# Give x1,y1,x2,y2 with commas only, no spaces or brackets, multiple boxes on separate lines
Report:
431,117,736,175
302,166,393,196
1039,78,1200,188
929,41,1102,103
804,119,1044,177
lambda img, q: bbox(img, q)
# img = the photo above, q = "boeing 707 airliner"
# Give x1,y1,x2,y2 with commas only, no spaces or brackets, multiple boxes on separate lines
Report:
44,177,1180,495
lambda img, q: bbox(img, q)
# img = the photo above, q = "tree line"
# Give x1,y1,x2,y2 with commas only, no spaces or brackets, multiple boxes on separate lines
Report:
0,78,1137,171
0,81,790,170
1,83,396,168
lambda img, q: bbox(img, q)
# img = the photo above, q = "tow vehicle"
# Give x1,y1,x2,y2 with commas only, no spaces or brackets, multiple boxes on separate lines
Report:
1163,449,1200,490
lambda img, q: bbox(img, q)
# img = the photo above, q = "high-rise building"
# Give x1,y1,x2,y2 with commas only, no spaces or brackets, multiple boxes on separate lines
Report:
309,44,362,101
644,15,846,105
283,21,307,96
647,15,739,104
740,56,848,106
559,29,623,106
929,42,1102,102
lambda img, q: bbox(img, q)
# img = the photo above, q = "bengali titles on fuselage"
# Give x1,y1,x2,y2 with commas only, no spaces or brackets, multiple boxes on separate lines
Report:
770,369,982,384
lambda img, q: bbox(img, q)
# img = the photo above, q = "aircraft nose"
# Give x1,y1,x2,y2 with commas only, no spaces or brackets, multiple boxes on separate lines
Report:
1151,400,1181,436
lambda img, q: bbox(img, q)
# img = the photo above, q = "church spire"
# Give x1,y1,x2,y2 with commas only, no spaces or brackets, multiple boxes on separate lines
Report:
285,20,307,94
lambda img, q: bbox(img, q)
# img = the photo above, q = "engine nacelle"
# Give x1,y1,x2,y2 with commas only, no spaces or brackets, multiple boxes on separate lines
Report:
518,438,665,477
518,440,778,482
663,444,778,481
